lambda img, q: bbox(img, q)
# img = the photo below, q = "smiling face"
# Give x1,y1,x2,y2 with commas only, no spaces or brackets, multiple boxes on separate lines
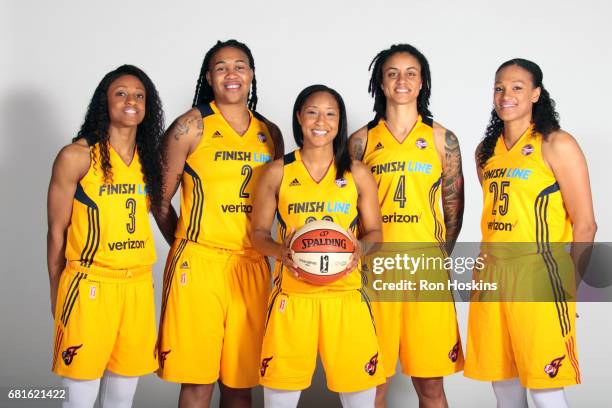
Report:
494,64,541,123
205,46,253,105
381,51,422,106
296,91,340,149
107,74,146,128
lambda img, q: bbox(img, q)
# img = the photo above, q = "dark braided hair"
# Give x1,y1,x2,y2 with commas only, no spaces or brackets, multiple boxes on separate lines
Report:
292,85,351,180
478,58,560,168
192,39,258,110
73,64,165,211
368,43,432,119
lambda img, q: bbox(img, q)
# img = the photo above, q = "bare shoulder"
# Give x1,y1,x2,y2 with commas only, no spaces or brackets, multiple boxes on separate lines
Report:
543,129,583,158
53,139,91,180
433,121,459,142
167,107,203,141
348,125,368,160
261,157,285,189
545,129,579,149
350,160,373,185
56,140,90,167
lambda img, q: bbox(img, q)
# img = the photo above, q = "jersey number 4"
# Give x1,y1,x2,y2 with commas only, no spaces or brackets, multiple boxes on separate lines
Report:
394,175,407,208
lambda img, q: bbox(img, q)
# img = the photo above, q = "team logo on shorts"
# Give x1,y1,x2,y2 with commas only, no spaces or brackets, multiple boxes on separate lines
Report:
364,353,378,376
335,178,347,188
416,138,428,149
89,285,97,299
522,144,534,156
257,132,267,143
544,355,565,378
180,272,187,286
159,350,171,369
278,298,287,313
62,344,83,366
260,356,273,376
448,342,460,362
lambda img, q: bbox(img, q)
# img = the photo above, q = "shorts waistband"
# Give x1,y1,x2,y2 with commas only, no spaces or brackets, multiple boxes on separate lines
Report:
277,288,363,299
178,239,264,262
66,261,152,280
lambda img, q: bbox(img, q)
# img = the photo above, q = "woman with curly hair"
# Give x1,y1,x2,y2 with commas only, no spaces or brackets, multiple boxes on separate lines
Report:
465,59,597,407
47,64,164,407
153,39,283,407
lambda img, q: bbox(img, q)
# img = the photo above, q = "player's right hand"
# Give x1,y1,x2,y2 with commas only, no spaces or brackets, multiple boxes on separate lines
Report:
279,228,300,278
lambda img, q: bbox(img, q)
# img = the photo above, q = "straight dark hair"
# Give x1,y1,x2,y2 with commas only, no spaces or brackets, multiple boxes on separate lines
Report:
292,84,351,180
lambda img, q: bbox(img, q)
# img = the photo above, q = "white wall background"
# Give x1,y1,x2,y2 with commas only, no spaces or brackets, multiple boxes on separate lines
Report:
1,0,610,406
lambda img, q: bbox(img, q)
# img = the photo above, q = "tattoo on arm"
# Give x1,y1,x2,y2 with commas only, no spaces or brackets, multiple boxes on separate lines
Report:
172,116,202,140
441,130,464,254
351,137,365,161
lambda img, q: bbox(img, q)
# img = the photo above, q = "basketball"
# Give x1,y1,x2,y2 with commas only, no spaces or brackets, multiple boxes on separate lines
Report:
290,220,355,285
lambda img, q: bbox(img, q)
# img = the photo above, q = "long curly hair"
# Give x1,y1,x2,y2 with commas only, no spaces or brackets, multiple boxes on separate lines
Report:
73,64,165,210
192,39,258,110
478,58,560,168
292,84,351,180
368,43,432,119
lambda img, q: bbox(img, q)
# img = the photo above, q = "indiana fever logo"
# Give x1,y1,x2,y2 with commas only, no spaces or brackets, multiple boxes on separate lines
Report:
364,353,378,376
448,342,460,362
260,356,273,376
159,350,171,369
62,344,83,366
544,356,565,378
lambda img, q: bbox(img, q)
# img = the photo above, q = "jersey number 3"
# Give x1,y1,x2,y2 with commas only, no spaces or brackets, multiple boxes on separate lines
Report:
125,198,136,233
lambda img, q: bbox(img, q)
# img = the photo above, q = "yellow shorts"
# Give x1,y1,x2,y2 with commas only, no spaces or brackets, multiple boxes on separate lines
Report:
52,262,157,380
157,239,270,387
260,289,385,393
372,301,463,378
464,253,580,389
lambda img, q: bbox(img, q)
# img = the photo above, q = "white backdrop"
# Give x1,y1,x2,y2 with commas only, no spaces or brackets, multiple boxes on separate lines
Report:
2,0,611,406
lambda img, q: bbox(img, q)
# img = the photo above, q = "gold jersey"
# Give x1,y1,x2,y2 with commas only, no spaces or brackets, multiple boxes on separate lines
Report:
175,101,276,250
275,150,361,293
65,143,156,269
480,126,572,245
362,116,445,246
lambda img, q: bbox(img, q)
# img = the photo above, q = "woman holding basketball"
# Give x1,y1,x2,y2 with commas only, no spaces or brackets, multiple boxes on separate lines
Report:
252,84,384,407
464,58,596,407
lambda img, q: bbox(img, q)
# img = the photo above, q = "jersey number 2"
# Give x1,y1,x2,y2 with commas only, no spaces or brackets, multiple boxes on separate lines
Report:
239,165,253,198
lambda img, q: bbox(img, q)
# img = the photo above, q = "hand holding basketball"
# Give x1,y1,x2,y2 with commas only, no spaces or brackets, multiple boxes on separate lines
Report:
279,228,300,277
343,229,362,276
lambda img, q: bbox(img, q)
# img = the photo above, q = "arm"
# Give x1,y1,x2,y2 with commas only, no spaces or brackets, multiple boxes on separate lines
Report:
434,124,465,255
475,141,484,186
264,119,285,160
352,161,383,256
544,131,597,281
47,142,90,317
251,160,298,271
153,109,203,245
348,126,368,161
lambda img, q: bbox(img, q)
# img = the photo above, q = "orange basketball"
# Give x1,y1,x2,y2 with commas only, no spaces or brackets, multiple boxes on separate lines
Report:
290,220,355,285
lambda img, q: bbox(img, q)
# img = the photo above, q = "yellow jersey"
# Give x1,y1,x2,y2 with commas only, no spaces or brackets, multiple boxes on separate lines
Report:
480,126,572,247
275,150,361,293
65,143,156,269
175,101,276,250
362,116,445,246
